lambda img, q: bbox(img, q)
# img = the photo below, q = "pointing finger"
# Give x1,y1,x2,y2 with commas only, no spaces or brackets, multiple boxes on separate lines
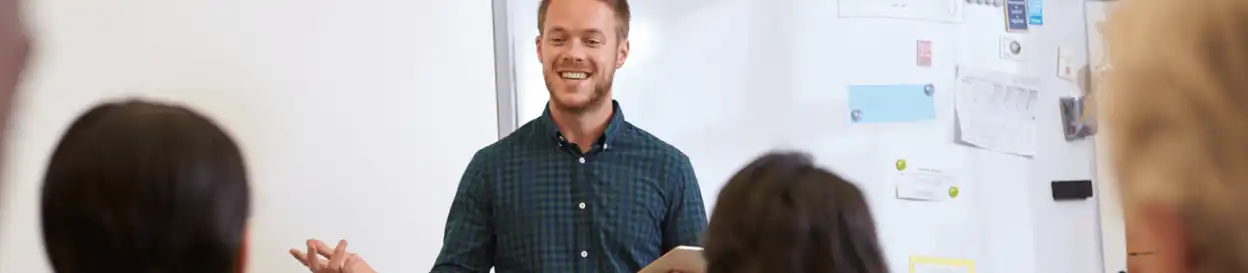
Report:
306,241,322,271
329,240,349,269
289,248,310,267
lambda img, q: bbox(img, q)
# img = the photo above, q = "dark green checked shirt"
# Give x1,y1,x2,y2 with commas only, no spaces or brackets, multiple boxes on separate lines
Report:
431,101,708,273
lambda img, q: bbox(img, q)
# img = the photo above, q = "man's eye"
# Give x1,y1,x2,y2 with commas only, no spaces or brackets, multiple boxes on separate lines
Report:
549,37,565,43
586,39,603,46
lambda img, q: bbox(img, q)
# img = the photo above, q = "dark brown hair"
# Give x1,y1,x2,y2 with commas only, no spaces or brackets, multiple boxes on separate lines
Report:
703,152,889,273
538,0,631,39
41,100,250,273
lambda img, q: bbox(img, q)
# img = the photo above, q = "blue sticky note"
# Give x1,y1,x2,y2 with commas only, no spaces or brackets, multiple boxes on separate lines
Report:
1006,0,1028,31
847,84,937,123
1028,0,1043,25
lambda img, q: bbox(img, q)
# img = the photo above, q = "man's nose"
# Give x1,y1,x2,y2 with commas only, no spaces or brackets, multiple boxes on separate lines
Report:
560,42,588,64
560,54,584,64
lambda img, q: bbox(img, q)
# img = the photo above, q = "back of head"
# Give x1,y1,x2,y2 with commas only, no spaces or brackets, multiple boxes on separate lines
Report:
41,100,250,273
1104,0,1248,272
703,152,888,273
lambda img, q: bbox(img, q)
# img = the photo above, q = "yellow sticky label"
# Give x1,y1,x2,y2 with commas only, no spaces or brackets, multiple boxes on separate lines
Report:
910,256,974,273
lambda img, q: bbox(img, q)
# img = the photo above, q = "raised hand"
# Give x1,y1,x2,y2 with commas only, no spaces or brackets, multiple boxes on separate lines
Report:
290,239,377,273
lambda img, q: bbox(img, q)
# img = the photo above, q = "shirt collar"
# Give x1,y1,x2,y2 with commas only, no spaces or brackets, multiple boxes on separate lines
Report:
540,100,626,148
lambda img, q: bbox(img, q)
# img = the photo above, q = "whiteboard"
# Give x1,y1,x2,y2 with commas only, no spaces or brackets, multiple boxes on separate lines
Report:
498,0,1108,272
0,0,500,272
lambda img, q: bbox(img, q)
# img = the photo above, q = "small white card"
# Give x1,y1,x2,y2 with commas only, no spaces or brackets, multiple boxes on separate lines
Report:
1057,46,1077,81
896,167,957,201
893,158,959,202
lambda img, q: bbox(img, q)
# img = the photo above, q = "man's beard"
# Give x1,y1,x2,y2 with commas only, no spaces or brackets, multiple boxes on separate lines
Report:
545,74,613,114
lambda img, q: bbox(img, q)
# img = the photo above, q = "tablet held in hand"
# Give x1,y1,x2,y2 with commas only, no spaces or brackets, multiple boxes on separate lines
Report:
639,246,705,273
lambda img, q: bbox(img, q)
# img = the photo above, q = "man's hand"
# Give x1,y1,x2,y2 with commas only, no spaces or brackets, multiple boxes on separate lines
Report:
289,239,378,273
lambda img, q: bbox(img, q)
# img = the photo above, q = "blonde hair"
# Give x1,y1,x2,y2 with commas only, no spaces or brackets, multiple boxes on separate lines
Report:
1103,0,1248,271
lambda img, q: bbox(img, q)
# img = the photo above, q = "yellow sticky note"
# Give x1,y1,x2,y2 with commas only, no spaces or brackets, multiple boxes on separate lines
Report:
909,256,974,273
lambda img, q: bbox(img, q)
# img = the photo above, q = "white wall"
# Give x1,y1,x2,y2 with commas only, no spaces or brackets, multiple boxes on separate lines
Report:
0,0,499,272
511,0,1105,272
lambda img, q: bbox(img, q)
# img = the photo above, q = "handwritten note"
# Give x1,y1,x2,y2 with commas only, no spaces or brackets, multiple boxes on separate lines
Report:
953,66,1039,157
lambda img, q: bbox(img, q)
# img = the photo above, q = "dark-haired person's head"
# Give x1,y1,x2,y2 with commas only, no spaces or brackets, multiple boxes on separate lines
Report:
703,152,889,273
41,100,250,273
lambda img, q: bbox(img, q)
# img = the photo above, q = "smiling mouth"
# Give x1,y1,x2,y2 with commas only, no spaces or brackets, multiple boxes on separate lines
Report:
560,72,590,80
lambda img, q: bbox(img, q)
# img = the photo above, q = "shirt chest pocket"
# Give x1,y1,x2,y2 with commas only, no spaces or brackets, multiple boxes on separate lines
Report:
597,178,665,244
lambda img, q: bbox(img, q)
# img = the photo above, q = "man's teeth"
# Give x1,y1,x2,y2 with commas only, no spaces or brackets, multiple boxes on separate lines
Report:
561,72,588,80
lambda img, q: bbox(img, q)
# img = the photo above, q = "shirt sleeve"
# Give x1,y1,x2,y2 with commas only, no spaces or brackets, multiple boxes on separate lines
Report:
661,154,708,252
431,151,495,273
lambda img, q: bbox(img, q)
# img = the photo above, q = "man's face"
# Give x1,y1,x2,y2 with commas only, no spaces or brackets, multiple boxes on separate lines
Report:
537,0,629,113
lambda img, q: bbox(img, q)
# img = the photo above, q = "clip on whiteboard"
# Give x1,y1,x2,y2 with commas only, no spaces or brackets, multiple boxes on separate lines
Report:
1052,180,1093,201
1059,96,1096,140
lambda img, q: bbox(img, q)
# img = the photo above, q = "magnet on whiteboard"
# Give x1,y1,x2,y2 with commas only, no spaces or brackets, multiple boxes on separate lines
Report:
851,109,863,122
896,159,907,171
949,186,960,198
1000,36,1024,61
924,84,935,96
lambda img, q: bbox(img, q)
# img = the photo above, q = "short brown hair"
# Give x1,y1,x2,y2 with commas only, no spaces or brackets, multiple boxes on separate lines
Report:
1103,0,1248,272
41,100,250,273
702,152,888,273
537,0,631,39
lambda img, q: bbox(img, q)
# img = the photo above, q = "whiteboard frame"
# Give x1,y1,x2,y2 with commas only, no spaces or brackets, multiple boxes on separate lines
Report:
1085,1,1126,272
492,0,520,138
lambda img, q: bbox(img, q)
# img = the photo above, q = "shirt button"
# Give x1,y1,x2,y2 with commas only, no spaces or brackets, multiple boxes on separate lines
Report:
604,144,610,150
578,157,586,164
580,250,588,258
578,202,586,209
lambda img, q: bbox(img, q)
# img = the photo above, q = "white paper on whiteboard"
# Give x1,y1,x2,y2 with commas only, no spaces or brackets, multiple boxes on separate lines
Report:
838,0,964,22
953,66,1040,157
897,167,955,201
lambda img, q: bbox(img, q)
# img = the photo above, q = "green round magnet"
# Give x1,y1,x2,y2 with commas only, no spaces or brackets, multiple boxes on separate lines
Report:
895,159,907,171
948,186,960,198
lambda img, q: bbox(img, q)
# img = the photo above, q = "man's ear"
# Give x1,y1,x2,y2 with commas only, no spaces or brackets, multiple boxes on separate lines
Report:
237,223,250,273
1135,203,1191,273
535,35,543,61
616,39,630,69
